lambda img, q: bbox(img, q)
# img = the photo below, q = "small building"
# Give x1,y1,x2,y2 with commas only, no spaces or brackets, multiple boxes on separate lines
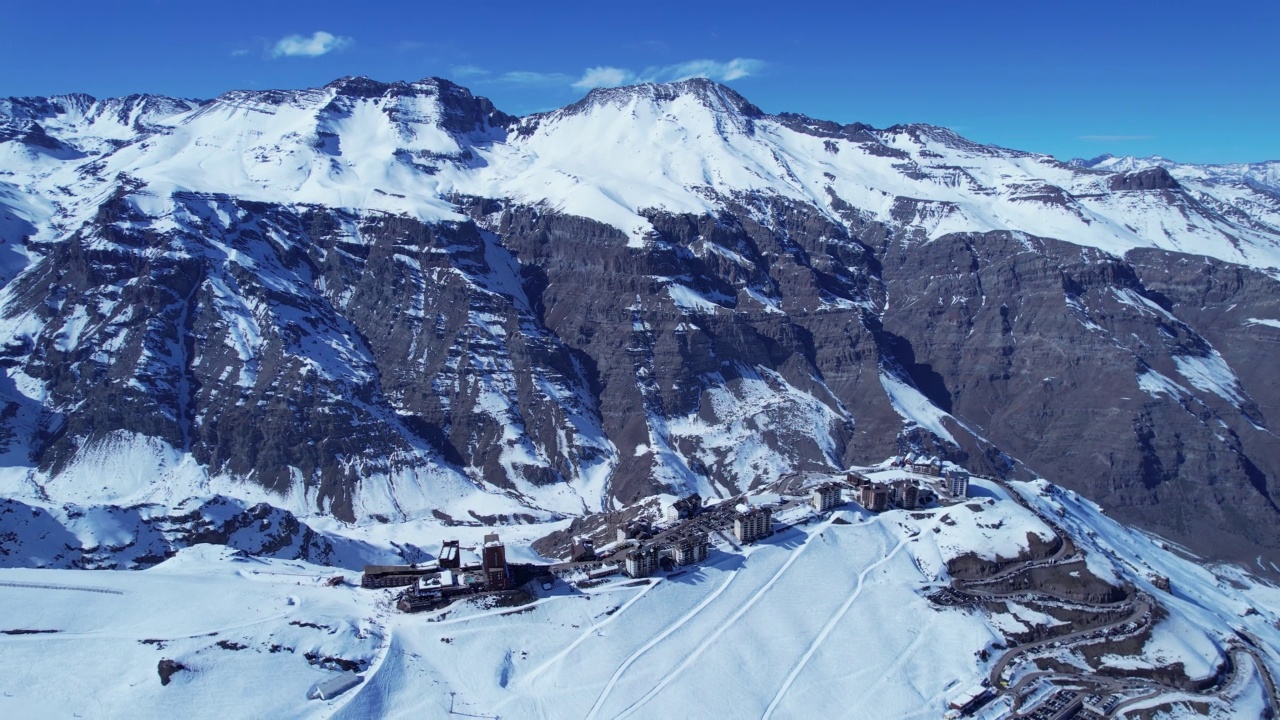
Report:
734,506,773,544
672,532,711,566
845,472,870,487
307,672,363,700
586,564,622,580
891,481,919,510
482,533,509,591
811,483,843,512
912,458,942,477
408,569,454,598
361,564,432,589
459,547,484,572
398,568,474,611
946,469,970,498
859,483,889,512
616,521,652,543
624,546,660,578
571,538,597,562
665,493,703,522
619,517,655,540
438,539,461,569
948,683,993,714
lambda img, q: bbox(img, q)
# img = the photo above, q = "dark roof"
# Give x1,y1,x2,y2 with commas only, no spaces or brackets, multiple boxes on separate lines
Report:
363,564,422,576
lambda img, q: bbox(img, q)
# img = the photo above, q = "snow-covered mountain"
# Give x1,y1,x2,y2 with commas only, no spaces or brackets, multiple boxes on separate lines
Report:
1,76,1279,573
1071,153,1280,239
1072,153,1280,192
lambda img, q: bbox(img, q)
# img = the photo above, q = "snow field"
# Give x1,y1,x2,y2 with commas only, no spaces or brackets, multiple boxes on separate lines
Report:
9,529,898,719
878,372,958,443
339,516,1000,720
4,478,1273,718
0,546,384,719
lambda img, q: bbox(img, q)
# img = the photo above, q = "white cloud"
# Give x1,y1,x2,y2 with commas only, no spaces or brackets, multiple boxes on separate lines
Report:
271,31,352,58
572,58,766,90
572,66,633,90
653,58,766,83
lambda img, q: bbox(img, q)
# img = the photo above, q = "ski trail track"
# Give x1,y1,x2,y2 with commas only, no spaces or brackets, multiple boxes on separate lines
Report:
610,518,838,720
843,619,931,718
519,577,660,689
0,608,300,643
0,580,123,594
585,564,744,719
762,524,920,719
422,596,560,628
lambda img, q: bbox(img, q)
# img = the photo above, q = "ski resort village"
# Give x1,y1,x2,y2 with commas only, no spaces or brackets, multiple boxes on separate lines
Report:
4,458,1278,719
361,465,960,612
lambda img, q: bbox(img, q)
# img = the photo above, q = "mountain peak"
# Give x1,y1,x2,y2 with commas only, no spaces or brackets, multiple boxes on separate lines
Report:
1070,151,1121,167
562,78,763,119
323,75,462,98
323,75,399,98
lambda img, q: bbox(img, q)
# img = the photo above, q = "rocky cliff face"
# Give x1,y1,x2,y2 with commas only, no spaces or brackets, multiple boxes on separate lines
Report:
875,232,1279,563
1,76,1277,570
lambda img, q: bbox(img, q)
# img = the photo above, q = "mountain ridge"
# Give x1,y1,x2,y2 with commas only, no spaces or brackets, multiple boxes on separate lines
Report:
1,76,1279,573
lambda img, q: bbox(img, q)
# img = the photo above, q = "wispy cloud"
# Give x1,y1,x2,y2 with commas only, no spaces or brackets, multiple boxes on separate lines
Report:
1078,134,1154,142
659,58,764,82
572,58,766,90
230,48,250,57
450,65,492,80
451,66,575,85
449,58,766,91
498,70,574,85
271,31,352,58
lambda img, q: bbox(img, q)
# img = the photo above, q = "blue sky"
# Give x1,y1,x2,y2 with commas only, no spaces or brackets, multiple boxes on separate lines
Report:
3,0,1276,164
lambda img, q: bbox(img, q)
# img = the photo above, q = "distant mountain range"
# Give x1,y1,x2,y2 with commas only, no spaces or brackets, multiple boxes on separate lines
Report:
1,76,1278,571
1071,152,1280,190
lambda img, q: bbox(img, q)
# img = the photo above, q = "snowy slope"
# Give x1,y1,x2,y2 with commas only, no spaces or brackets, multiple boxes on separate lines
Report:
7,78,1280,268
0,503,1003,719
2,475,1275,719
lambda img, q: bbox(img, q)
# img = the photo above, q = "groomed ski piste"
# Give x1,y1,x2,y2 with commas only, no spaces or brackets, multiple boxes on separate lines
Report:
0,474,1276,719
